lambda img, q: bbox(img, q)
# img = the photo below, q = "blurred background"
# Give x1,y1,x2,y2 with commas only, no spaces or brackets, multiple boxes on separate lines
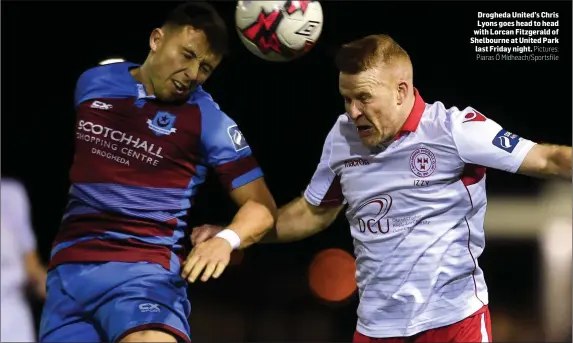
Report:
1,1,572,342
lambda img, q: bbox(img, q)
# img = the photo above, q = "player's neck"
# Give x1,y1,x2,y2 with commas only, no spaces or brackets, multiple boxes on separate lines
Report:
397,91,416,126
130,64,154,96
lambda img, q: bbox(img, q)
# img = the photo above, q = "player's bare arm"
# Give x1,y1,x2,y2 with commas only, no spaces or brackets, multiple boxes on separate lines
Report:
192,195,342,245
225,177,278,245
517,144,572,180
182,178,277,283
193,124,344,246
263,196,343,243
450,106,572,183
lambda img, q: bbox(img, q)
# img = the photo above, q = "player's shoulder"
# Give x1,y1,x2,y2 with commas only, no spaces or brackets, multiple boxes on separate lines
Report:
317,114,357,154
188,86,224,117
77,61,137,88
189,87,239,136
330,113,354,136
322,113,361,143
422,100,487,132
444,103,487,123
336,113,351,125
75,61,140,106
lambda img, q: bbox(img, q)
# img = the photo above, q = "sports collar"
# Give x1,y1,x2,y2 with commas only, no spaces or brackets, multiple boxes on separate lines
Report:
394,88,426,140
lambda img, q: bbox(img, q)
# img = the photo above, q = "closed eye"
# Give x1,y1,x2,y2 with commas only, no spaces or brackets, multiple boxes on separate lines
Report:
357,93,371,102
183,47,197,60
200,64,213,74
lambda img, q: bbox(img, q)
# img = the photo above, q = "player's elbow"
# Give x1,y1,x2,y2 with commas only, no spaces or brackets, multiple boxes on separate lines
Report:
258,195,279,227
261,202,278,230
545,146,572,180
252,200,277,240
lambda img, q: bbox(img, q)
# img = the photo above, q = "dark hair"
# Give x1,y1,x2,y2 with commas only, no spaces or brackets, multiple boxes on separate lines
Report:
335,34,410,74
164,1,229,56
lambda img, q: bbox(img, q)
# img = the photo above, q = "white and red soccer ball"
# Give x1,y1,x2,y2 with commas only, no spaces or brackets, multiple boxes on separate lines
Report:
235,1,324,62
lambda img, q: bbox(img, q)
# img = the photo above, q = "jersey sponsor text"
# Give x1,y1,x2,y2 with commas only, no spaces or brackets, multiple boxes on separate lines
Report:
77,120,164,166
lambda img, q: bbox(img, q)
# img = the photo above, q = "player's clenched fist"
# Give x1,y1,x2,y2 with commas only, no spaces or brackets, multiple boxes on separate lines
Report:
181,237,233,283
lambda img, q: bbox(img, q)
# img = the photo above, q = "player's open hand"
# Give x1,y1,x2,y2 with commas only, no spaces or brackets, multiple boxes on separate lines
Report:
181,237,233,283
191,224,224,246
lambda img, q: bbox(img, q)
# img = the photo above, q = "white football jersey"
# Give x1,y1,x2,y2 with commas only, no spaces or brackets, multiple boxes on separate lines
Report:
304,90,536,337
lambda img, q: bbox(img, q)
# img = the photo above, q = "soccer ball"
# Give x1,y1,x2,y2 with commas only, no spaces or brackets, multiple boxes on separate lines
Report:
235,1,323,62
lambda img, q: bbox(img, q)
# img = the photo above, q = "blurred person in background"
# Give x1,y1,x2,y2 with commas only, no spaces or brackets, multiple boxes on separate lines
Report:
1,178,47,342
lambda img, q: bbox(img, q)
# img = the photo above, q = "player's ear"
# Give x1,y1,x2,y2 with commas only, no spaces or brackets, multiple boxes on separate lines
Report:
396,81,408,106
149,28,165,53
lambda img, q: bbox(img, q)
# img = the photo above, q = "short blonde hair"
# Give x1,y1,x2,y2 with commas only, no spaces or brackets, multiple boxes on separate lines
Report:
335,34,411,74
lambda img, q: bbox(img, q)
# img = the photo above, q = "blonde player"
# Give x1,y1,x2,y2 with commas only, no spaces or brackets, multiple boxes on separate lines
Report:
192,34,572,342
1,178,47,342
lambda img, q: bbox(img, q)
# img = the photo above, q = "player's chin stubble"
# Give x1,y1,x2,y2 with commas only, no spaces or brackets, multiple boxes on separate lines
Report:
361,132,383,148
365,128,397,149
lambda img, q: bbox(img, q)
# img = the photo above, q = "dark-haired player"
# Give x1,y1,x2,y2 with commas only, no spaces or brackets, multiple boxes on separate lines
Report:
39,2,277,342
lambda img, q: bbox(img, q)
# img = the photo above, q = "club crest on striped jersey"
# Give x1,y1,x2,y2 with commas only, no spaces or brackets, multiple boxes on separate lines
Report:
147,111,177,136
409,147,437,178
227,125,249,152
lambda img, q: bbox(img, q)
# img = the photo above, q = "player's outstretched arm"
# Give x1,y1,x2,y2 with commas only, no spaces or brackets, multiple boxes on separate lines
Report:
261,196,343,243
450,107,571,181
517,144,572,180
261,122,345,242
191,195,343,245
189,117,344,250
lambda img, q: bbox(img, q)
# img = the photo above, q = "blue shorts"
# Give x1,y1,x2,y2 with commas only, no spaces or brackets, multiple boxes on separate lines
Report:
39,262,191,342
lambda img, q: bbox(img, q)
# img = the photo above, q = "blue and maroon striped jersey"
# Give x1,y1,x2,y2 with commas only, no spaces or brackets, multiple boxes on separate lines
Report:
49,62,263,272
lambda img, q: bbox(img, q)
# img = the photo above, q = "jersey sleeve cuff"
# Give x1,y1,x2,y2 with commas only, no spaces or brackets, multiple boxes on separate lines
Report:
230,167,263,190
508,140,537,173
304,186,322,207
304,185,345,207
214,155,263,191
